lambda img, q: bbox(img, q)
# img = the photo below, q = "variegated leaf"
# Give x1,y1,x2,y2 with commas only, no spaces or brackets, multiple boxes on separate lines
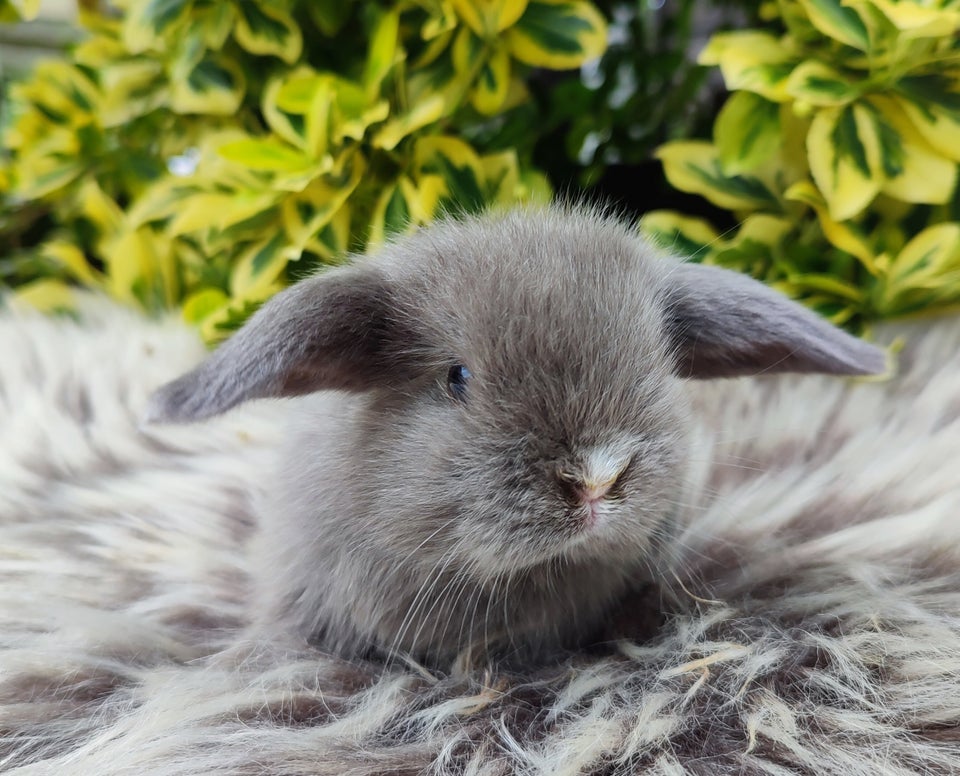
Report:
698,31,795,102
656,141,780,212
506,0,606,70
234,0,303,64
640,211,721,259
715,91,781,175
807,104,885,221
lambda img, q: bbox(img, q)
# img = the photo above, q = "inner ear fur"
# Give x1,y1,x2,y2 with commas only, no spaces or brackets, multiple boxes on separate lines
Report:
146,265,405,423
661,262,886,379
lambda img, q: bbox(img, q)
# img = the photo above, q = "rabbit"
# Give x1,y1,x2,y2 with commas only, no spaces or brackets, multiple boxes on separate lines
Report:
146,204,885,667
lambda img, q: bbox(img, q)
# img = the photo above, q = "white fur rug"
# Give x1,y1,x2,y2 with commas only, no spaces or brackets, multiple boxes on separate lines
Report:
1,298,959,775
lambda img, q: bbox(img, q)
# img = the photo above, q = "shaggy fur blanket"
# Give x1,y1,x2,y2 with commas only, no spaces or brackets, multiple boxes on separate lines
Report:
1,299,959,775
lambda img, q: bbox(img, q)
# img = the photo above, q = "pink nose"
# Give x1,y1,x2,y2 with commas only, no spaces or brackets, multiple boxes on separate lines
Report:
577,480,614,504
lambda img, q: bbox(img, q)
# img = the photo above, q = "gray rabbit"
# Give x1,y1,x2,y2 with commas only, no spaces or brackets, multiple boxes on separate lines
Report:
148,205,884,665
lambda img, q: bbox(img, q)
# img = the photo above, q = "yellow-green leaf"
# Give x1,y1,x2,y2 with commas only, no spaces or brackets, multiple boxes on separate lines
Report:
364,9,400,94
78,177,124,236
230,232,301,298
796,0,869,50
234,0,303,64
41,242,107,288
656,141,780,212
98,59,166,127
169,53,245,115
480,149,521,203
281,154,365,248
896,76,960,163
784,180,876,268
414,136,487,212
400,174,446,222
872,96,957,206
101,227,178,310
368,181,414,248
732,213,794,246
698,31,795,102
12,279,75,313
472,42,512,114
715,91,781,175
373,95,446,150
863,0,960,37
889,223,960,284
786,60,860,106
450,0,529,36
218,137,312,172
167,190,280,236
505,0,606,70
306,204,352,260
640,211,721,258
122,0,192,53
783,273,863,302
182,288,230,325
807,104,884,221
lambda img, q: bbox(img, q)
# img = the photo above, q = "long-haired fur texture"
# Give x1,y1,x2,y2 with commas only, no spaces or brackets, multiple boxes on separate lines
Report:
2,216,960,774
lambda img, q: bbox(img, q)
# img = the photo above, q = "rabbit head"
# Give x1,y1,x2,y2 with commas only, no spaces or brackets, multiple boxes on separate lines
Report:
148,205,885,664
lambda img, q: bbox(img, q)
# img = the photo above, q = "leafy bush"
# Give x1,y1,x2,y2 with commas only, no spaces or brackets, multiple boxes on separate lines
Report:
529,0,761,190
1,0,606,341
643,0,960,329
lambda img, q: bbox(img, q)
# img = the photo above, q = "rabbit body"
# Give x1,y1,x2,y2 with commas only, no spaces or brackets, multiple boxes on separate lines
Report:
149,206,884,664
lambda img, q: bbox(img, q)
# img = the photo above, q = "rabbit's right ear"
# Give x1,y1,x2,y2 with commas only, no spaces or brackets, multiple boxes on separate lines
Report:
145,266,403,423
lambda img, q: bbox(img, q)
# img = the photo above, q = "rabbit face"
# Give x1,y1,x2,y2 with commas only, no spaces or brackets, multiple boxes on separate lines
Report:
350,213,689,578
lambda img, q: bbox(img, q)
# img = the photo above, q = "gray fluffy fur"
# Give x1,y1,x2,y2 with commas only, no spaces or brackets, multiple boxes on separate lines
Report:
147,206,883,665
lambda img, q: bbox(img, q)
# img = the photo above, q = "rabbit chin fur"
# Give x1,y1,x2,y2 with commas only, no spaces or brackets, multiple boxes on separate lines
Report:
2,294,960,775
145,206,884,665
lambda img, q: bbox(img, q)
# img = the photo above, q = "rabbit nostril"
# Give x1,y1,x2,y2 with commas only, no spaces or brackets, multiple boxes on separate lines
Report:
556,454,632,506
557,471,620,505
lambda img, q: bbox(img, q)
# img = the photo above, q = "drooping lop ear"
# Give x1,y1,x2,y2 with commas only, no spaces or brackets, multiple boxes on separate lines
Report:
145,265,402,423
661,262,886,379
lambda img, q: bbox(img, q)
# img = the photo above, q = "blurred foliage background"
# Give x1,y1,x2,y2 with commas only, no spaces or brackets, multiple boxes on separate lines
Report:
1,0,958,341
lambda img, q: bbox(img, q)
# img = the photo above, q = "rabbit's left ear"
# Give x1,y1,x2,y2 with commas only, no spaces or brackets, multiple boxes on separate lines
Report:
145,265,406,423
661,262,885,379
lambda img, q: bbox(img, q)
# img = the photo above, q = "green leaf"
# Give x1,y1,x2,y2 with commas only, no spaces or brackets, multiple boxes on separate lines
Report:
889,223,960,284
862,0,960,38
169,53,245,115
786,61,860,106
796,0,869,50
415,136,488,213
640,211,721,259
656,141,780,212
807,104,884,220
715,91,781,175
230,232,300,297
698,31,795,102
307,0,352,36
12,279,75,313
364,9,400,94
373,95,446,150
896,75,960,162
234,0,303,64
451,0,529,36
182,287,230,325
474,43,512,115
143,0,192,35
872,96,957,206
506,0,606,70
218,137,312,172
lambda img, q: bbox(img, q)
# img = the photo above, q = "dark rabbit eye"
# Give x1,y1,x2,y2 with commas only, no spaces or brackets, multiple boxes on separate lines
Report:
447,364,471,401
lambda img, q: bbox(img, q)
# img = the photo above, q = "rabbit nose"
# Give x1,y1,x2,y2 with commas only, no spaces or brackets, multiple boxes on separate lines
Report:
557,454,631,505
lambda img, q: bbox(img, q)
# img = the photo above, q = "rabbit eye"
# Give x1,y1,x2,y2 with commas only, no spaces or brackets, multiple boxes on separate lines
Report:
447,364,471,401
